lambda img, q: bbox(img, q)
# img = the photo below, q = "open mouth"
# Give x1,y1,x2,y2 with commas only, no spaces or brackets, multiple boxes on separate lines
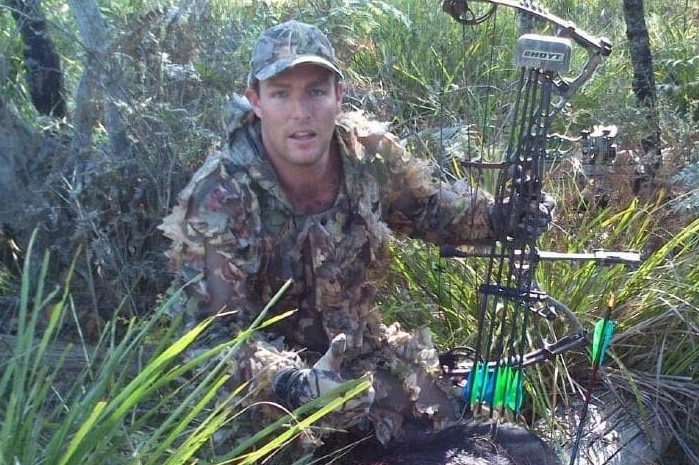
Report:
290,130,316,141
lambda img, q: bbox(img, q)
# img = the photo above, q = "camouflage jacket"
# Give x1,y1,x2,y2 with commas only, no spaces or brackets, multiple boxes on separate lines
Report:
159,101,493,359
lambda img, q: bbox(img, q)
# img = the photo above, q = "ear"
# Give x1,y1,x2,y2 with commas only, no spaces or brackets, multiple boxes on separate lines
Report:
245,87,263,118
335,80,344,114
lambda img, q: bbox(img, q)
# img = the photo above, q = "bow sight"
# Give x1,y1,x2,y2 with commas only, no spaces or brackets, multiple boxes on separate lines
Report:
436,0,642,432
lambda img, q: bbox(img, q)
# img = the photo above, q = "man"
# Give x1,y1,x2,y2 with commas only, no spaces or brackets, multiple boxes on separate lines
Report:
159,20,555,458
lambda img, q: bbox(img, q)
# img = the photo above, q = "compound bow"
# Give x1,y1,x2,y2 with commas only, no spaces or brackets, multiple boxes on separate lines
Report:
435,1,641,462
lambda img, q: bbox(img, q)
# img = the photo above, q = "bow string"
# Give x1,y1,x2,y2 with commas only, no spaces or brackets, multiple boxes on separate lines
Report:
436,0,640,435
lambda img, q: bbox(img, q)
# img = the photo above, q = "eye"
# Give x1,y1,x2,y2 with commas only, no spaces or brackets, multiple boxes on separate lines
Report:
310,87,327,97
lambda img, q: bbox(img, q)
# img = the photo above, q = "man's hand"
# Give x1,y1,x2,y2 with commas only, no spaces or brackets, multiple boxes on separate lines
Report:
272,334,375,411
488,192,556,241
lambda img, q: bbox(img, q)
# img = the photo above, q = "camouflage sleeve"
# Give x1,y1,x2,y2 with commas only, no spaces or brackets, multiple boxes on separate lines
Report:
158,150,262,335
342,113,494,246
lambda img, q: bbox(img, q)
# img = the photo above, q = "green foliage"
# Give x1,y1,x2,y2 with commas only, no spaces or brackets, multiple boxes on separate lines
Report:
672,156,699,214
658,54,699,122
649,3,699,123
382,199,699,462
0,242,369,464
0,235,216,463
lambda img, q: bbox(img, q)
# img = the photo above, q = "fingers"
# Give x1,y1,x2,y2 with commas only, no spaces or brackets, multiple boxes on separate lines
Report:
272,367,344,409
274,333,373,410
272,365,375,412
489,193,555,241
304,368,375,413
313,333,347,372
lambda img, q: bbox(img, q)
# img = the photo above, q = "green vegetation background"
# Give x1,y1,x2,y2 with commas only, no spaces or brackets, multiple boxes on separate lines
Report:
1,0,698,464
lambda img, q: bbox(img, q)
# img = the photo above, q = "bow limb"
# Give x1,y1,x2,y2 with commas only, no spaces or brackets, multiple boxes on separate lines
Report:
442,0,612,52
442,0,612,112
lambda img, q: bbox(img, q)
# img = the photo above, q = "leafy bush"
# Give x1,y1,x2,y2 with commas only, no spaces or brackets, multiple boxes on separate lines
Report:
1,0,699,463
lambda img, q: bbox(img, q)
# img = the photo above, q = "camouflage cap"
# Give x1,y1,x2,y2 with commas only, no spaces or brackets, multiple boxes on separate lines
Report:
248,20,343,86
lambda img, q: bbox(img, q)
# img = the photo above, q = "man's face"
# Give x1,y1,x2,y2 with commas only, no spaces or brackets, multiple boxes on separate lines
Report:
246,65,343,170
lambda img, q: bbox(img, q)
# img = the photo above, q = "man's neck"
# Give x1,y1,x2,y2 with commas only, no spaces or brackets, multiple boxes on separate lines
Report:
276,141,343,215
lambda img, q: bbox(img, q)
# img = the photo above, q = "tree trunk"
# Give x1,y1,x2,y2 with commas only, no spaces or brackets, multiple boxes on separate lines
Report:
0,94,46,246
622,0,662,187
67,0,134,158
8,0,67,117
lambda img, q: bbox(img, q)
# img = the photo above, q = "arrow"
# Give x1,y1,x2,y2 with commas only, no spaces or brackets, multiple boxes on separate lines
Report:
568,294,616,465
463,362,524,414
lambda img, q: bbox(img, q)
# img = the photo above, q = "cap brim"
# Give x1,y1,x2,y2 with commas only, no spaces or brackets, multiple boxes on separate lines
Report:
254,55,343,83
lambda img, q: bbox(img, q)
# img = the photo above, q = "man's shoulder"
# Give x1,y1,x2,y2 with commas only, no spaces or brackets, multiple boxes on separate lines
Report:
174,150,245,204
223,94,256,136
337,111,405,165
337,111,390,137
222,94,264,167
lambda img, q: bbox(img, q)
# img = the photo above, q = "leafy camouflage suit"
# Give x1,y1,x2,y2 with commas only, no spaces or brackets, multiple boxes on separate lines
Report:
159,21,495,453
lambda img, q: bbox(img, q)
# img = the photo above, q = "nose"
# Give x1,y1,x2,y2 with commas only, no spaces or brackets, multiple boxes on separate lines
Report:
290,94,311,120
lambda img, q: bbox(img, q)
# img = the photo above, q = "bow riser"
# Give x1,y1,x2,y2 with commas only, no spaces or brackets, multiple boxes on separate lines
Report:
465,62,559,413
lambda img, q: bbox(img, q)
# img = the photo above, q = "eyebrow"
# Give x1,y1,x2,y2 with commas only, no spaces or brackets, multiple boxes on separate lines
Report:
266,74,333,90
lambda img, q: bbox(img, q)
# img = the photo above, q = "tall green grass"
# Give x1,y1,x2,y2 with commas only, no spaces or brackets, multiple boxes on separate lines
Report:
380,199,699,462
0,235,370,464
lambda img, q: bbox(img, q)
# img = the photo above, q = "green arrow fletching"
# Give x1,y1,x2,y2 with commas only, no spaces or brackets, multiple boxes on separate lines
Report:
591,318,614,365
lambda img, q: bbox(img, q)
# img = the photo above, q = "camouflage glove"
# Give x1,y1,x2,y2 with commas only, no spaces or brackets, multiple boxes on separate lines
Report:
272,334,375,411
488,191,556,241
